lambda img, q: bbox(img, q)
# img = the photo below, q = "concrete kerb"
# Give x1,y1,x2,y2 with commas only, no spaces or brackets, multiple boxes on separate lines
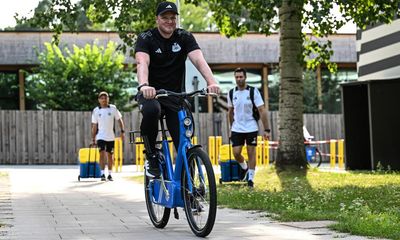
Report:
0,165,385,240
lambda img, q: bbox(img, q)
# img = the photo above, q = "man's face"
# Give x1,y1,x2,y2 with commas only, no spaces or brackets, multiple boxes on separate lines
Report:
234,72,246,88
98,95,109,106
156,12,177,36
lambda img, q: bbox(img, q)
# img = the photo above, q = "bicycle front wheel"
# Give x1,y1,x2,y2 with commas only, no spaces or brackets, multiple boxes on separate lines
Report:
182,148,217,237
144,172,171,228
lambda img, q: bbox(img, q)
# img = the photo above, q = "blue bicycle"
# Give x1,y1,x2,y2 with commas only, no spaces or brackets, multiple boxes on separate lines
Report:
130,89,217,237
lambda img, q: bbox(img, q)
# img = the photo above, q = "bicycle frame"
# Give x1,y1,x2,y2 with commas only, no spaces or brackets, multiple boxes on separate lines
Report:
148,103,202,209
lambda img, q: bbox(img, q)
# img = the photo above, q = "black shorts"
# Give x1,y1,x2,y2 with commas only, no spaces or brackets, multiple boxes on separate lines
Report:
230,131,258,147
97,140,114,153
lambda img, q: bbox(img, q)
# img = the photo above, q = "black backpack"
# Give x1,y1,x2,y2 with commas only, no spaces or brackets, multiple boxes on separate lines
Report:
229,85,260,121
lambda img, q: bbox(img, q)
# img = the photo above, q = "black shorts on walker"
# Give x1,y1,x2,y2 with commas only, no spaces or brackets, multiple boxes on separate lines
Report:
230,131,258,147
97,140,115,153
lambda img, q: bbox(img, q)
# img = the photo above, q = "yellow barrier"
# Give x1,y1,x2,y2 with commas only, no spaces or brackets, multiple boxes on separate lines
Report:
338,139,344,169
263,139,269,167
330,139,336,168
135,137,144,172
256,136,263,166
208,136,216,165
168,137,174,161
113,137,123,172
215,136,222,165
191,136,198,145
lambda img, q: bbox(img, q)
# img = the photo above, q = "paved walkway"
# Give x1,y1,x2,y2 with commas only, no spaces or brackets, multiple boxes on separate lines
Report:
0,165,382,240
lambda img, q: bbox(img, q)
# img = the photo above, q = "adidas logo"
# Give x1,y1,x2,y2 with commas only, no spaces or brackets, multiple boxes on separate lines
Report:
166,5,172,8
155,48,162,54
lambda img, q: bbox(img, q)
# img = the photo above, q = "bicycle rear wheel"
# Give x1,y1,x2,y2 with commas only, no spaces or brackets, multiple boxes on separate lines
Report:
182,148,217,237
315,148,323,167
144,172,171,228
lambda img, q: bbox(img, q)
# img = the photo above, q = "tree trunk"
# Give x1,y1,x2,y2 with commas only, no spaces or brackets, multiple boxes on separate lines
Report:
277,0,308,171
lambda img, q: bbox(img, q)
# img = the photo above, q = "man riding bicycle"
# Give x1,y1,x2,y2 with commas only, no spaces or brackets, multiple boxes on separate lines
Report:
135,1,220,178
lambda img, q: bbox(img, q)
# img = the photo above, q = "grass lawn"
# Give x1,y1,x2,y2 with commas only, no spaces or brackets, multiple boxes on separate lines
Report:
218,167,400,240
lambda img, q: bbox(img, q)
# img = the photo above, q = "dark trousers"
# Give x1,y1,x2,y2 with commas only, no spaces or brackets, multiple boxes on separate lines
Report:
136,93,180,154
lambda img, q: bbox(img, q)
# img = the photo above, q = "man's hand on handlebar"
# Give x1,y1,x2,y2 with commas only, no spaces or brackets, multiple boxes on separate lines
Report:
207,84,220,95
141,85,156,99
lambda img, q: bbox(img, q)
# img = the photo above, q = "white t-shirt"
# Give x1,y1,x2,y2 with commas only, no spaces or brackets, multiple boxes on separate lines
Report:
91,104,122,141
227,87,264,133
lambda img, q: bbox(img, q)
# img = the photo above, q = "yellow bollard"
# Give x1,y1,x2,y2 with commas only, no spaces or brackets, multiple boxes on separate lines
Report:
139,141,144,172
338,139,344,169
135,137,144,172
256,136,263,166
113,137,123,172
168,137,174,161
191,136,198,145
264,139,270,167
215,136,222,165
113,137,119,172
118,138,123,171
330,139,337,169
208,136,216,166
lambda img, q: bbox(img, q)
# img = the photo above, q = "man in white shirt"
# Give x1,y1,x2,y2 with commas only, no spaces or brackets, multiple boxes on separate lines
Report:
91,91,125,181
227,68,270,187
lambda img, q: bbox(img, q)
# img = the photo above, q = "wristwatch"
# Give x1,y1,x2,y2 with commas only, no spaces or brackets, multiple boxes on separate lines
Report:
265,129,271,133
137,83,149,91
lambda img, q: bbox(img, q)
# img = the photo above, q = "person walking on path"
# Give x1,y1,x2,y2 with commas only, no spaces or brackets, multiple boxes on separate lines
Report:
91,91,125,181
134,1,220,178
227,68,270,187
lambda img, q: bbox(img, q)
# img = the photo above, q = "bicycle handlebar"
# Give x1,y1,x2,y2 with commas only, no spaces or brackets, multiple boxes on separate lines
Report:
155,88,217,99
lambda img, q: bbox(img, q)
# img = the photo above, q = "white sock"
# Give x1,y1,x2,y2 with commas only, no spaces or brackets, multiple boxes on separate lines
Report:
101,170,105,175
108,170,112,175
248,169,255,181
239,161,248,170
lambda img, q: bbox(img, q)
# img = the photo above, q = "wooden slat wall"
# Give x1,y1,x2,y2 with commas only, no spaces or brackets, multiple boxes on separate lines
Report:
0,110,343,164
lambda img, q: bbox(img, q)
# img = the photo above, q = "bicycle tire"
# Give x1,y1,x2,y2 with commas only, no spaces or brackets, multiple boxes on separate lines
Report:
315,148,322,168
182,148,217,237
144,171,171,228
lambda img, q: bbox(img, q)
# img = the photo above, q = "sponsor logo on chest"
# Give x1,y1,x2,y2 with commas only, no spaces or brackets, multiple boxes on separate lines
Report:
172,42,181,52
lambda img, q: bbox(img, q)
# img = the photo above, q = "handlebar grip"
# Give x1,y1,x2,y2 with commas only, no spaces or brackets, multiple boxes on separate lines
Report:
155,93,168,99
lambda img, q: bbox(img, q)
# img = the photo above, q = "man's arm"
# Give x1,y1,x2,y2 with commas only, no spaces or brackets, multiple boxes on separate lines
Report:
228,107,234,127
258,106,270,140
91,123,98,144
188,49,220,94
135,52,155,99
118,118,125,139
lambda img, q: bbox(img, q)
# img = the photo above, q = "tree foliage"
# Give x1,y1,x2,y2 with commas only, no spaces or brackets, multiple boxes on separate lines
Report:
26,41,134,111
15,1,215,52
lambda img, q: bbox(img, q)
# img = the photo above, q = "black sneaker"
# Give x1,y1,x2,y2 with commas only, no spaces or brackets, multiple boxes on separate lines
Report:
107,175,113,181
144,150,163,178
144,160,160,178
247,180,254,188
101,174,106,181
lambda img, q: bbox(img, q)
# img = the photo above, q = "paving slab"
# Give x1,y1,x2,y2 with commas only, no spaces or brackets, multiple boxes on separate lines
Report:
0,165,387,240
